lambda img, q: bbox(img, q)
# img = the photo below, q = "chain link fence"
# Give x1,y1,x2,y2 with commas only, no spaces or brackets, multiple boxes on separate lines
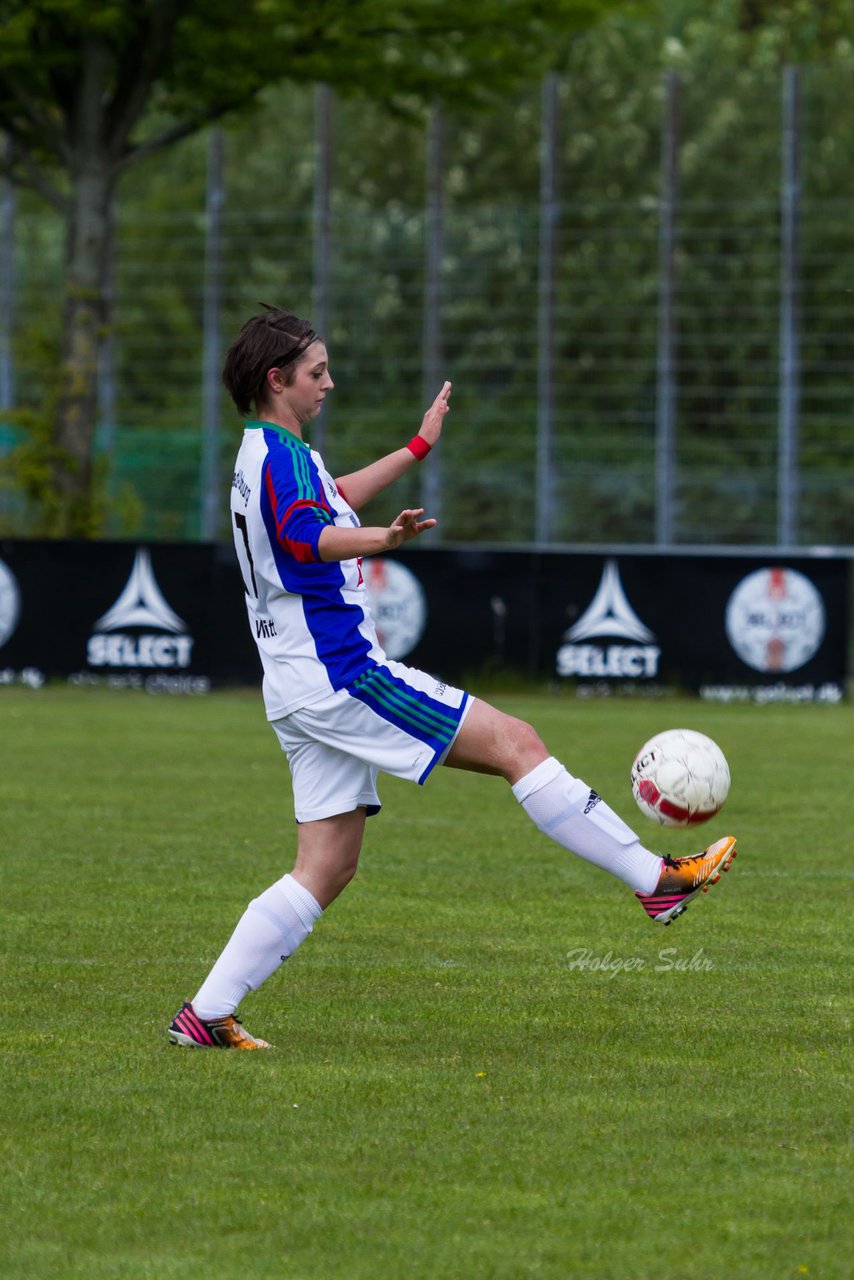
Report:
0,65,852,549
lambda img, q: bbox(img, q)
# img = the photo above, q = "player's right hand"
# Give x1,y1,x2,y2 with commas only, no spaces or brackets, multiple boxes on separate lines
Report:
416,381,451,449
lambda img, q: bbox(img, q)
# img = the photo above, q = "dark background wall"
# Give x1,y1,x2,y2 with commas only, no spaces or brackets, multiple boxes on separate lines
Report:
0,541,847,703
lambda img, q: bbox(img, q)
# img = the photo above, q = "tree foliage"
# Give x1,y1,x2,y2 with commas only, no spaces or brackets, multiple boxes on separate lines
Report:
0,0,619,535
0,0,616,186
1,0,852,544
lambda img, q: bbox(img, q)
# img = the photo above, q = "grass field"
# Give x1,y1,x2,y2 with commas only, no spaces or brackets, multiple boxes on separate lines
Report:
1,684,851,1279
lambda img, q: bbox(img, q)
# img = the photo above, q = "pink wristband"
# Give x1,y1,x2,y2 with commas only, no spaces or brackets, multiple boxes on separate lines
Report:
406,435,432,461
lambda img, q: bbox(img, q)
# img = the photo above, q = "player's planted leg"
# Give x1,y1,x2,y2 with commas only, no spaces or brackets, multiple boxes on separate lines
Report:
167,808,366,1048
167,1003,271,1050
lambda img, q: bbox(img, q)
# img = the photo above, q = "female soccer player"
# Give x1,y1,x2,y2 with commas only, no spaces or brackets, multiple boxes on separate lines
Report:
168,306,736,1049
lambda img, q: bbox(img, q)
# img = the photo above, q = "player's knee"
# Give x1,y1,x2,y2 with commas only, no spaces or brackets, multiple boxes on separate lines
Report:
337,854,360,891
501,715,548,775
303,855,359,910
293,835,362,908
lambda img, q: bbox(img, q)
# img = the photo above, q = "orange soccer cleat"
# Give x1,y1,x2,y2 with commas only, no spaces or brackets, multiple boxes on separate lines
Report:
635,836,737,925
167,1001,271,1049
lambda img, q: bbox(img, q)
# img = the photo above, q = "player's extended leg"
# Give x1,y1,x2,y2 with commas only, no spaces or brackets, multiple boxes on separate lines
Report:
445,699,736,922
443,696,550,782
445,699,662,890
168,808,366,1048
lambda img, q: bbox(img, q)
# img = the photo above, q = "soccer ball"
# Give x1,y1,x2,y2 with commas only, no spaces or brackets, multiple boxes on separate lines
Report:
630,728,730,827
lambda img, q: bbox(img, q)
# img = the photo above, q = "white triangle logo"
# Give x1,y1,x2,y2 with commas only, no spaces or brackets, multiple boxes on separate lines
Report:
94,549,187,634
564,560,655,643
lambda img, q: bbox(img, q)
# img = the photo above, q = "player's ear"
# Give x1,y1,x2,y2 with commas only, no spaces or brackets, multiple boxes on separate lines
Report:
266,367,284,395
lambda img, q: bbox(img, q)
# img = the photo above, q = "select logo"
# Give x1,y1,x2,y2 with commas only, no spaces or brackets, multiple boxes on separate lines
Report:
87,549,194,669
556,560,660,679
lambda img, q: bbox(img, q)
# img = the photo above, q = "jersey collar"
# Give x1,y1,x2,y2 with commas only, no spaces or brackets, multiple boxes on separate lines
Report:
244,418,308,448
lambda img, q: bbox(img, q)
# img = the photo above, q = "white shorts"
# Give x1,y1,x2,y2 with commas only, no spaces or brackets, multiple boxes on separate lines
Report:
271,660,472,823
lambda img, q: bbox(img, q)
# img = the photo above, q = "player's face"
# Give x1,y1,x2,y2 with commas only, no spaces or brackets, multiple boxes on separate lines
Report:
282,342,334,424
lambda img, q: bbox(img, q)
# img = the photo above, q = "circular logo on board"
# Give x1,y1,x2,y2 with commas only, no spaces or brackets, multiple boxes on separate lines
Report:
725,567,825,673
0,558,21,650
364,558,427,660
0,558,21,649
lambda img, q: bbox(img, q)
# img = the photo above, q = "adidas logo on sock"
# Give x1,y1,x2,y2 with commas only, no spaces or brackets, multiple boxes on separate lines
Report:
584,790,602,814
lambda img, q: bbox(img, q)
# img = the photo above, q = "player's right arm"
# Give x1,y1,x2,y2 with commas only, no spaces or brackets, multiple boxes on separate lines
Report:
333,382,451,511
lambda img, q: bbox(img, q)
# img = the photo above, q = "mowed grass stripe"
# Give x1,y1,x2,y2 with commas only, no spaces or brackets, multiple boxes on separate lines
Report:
0,685,850,1280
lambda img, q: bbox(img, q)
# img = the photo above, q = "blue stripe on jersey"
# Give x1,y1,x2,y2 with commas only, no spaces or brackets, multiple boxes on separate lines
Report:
349,663,469,782
260,431,374,689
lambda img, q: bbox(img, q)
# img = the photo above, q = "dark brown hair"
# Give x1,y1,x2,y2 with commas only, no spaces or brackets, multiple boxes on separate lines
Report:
221,305,319,415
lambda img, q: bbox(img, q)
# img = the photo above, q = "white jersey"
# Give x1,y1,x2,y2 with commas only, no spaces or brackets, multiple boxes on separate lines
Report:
229,419,385,719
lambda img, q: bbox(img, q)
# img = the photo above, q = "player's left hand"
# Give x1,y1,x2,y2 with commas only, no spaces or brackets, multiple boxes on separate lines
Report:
415,381,451,449
385,508,437,549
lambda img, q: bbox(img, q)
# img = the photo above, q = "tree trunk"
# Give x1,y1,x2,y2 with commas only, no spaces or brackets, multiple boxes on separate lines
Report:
53,161,114,535
52,37,116,537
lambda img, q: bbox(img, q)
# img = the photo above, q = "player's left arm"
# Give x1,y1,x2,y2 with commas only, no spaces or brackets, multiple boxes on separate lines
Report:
335,381,451,512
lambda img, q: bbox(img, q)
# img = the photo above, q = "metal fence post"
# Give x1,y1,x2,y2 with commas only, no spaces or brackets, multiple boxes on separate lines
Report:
655,69,680,546
312,83,333,458
200,126,224,542
0,139,15,412
536,73,559,544
778,64,801,547
421,102,444,525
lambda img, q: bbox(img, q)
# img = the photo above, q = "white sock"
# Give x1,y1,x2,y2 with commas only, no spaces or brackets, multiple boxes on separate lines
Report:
512,757,662,894
192,873,322,1019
